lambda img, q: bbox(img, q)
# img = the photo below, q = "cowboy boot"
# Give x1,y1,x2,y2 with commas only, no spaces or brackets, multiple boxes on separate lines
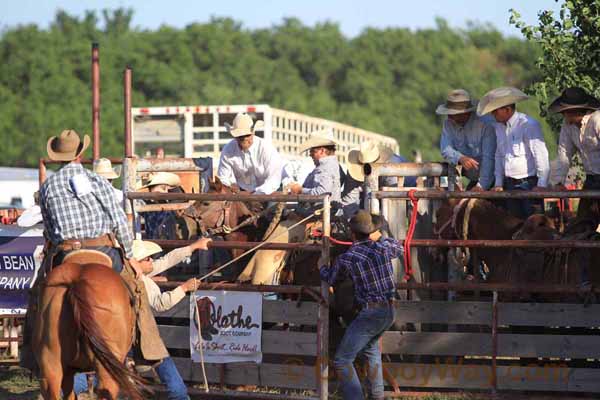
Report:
196,297,218,340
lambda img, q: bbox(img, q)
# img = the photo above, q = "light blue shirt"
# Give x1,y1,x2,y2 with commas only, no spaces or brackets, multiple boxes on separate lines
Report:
494,111,550,187
302,155,341,203
440,114,496,189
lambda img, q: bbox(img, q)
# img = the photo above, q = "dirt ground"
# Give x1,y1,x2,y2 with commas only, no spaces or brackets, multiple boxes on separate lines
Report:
0,366,94,399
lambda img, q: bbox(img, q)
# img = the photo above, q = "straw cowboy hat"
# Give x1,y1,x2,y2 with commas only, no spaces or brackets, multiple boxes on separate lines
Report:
347,140,394,181
349,210,382,235
139,172,181,189
224,113,265,138
299,129,338,153
46,129,90,161
477,87,529,116
548,87,600,113
93,158,120,180
132,240,162,261
436,89,477,115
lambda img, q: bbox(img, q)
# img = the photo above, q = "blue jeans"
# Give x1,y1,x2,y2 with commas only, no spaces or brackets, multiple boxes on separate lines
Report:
73,357,189,400
334,304,395,400
503,176,543,220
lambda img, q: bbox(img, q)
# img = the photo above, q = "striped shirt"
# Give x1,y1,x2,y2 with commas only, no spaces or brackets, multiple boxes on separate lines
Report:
320,238,401,306
39,162,133,258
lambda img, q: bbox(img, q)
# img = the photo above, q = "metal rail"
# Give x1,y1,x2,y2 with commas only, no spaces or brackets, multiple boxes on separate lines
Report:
395,281,600,294
152,239,322,252
91,42,100,160
402,239,600,249
127,192,327,202
374,189,600,199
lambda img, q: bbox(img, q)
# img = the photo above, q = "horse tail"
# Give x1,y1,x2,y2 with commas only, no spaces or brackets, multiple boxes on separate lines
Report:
67,273,146,400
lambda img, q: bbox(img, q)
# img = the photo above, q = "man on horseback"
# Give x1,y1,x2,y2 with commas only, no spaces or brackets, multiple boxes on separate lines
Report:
478,87,550,219
320,210,399,400
549,87,600,219
437,89,496,191
217,112,285,195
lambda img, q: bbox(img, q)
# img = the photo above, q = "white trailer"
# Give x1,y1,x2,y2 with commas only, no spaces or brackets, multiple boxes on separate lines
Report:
131,104,399,170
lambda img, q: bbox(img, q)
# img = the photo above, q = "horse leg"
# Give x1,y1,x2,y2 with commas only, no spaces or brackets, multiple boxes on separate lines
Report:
38,357,63,400
95,364,120,400
61,368,76,400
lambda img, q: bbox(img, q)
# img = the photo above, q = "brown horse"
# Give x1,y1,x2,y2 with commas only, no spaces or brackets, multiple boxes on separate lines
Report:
32,262,143,400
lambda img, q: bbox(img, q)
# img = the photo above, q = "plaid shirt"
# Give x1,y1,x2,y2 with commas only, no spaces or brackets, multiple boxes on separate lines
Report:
40,162,133,258
320,238,401,306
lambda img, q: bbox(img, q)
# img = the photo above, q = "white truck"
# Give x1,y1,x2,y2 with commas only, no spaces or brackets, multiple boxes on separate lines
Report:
130,104,399,172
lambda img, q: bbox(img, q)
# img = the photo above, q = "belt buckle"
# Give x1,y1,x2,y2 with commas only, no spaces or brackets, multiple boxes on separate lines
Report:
72,241,82,250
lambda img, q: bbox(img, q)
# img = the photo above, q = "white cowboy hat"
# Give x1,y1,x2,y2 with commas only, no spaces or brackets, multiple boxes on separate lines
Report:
46,129,91,162
477,87,529,116
435,89,477,115
132,240,163,261
299,129,338,153
224,113,265,138
347,141,394,181
93,158,120,180
139,172,181,189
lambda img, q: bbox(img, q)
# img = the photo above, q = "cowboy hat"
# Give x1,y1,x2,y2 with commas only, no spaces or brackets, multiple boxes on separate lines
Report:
347,141,394,181
93,158,120,180
139,172,181,189
349,210,382,235
46,129,90,162
548,87,600,113
132,240,163,261
436,89,477,115
224,113,265,138
477,87,529,116
299,129,338,153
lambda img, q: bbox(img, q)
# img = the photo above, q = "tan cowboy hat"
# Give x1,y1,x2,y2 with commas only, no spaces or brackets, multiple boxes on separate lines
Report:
548,87,600,113
436,89,477,115
224,113,265,138
132,240,162,261
349,210,382,235
347,141,394,181
139,172,181,189
477,87,529,116
46,129,90,161
299,129,338,153
93,158,120,180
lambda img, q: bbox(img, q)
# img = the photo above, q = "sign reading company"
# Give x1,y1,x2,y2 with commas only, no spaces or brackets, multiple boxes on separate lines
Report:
190,290,262,364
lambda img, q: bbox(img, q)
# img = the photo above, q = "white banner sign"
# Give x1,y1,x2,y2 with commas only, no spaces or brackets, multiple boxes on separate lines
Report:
190,290,262,364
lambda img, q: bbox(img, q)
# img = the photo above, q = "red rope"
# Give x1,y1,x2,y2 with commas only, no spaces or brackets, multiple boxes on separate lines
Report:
403,189,419,281
311,229,353,246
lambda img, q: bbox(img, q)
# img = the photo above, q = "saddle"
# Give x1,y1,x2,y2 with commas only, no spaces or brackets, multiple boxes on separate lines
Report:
62,249,113,268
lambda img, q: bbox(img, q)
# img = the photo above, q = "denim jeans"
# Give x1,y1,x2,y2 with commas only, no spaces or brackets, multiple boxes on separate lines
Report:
503,176,543,220
73,357,189,400
334,304,396,400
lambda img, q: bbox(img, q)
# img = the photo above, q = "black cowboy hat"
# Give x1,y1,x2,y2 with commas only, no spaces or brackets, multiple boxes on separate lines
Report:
349,210,383,235
548,87,600,114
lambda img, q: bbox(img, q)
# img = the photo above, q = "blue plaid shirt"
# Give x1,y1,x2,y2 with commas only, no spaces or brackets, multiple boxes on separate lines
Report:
40,162,134,258
320,238,401,306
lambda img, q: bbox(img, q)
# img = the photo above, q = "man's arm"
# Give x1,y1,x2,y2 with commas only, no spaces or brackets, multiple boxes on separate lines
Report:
302,170,330,196
143,275,187,313
319,253,348,286
527,120,550,187
254,144,284,194
551,125,574,186
217,150,236,188
494,128,504,188
149,237,211,277
479,123,497,190
94,176,134,258
440,122,462,165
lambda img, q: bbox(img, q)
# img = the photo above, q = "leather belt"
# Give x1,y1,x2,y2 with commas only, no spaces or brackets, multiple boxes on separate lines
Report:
58,234,114,251
504,176,537,185
364,299,393,309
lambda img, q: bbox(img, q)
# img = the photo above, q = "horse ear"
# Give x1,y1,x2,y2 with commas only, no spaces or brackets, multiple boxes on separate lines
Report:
211,176,224,193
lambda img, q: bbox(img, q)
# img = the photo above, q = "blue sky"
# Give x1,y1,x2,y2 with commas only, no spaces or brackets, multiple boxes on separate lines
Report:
2,0,562,37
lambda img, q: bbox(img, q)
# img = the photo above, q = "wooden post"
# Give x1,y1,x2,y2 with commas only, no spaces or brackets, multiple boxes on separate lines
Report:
91,42,100,160
318,195,331,400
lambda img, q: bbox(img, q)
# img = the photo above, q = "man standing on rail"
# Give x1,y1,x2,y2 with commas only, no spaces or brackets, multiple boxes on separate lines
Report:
437,89,496,191
549,87,600,219
320,210,399,400
478,87,550,219
217,112,285,195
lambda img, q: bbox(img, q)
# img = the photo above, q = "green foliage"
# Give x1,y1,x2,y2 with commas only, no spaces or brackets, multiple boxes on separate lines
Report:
510,0,600,131
0,9,548,167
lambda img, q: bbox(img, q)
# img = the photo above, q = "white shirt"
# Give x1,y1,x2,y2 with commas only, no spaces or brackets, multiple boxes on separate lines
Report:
494,111,550,187
552,111,600,184
217,137,284,194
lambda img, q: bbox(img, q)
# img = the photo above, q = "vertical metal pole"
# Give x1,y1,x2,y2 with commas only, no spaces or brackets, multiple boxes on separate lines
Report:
124,66,133,158
318,195,331,400
38,158,47,188
447,163,456,192
365,172,380,215
91,42,100,160
122,157,138,236
491,290,498,394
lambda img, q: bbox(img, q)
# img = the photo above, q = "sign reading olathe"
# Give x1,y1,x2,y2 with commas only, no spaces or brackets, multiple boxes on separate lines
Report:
190,290,262,364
